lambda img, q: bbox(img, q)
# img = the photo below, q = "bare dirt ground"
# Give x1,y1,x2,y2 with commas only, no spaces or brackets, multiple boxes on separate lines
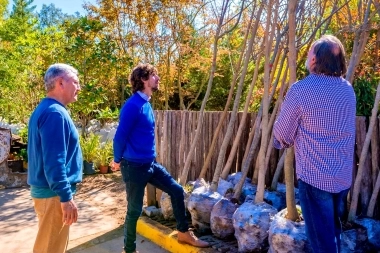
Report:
75,171,127,225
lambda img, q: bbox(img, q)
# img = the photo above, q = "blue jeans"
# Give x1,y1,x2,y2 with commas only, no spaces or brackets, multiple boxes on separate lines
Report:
120,159,189,253
298,180,349,253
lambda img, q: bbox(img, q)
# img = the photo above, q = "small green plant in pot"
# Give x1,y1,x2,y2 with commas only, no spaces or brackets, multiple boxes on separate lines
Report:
19,148,28,170
80,133,100,175
97,140,113,174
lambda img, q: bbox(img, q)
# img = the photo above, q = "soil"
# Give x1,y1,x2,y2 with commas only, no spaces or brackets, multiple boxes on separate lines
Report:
75,171,128,225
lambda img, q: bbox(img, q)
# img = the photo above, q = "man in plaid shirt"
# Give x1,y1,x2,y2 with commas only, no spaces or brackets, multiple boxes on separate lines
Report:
273,35,356,252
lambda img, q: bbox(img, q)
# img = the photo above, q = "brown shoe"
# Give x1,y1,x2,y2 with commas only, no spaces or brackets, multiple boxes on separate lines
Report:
177,231,209,248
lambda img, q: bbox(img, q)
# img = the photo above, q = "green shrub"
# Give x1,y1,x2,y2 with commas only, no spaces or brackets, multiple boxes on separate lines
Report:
353,77,377,116
80,133,101,163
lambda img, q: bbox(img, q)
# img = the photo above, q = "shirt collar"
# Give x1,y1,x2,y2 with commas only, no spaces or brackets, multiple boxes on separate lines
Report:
137,91,150,101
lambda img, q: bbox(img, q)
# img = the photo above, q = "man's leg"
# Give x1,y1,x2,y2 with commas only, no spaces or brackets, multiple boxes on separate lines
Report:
298,180,338,253
149,161,209,248
32,196,69,253
120,160,152,253
333,188,349,252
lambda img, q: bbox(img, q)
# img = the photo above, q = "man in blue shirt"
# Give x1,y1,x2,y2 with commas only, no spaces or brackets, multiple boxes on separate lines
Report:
273,35,356,252
28,63,83,253
111,63,209,253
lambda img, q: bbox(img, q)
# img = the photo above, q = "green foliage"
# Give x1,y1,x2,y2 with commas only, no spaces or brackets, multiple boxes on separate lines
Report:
19,148,27,162
353,77,377,116
80,133,101,162
18,126,28,143
97,140,113,166
97,107,120,126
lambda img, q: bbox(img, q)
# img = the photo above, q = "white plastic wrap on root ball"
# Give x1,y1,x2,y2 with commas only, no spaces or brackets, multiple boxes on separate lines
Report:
187,186,223,232
233,201,278,252
268,207,311,253
264,190,286,211
241,183,257,200
187,178,209,191
227,172,251,186
354,218,380,250
341,228,370,253
160,192,175,220
216,178,234,197
210,198,238,239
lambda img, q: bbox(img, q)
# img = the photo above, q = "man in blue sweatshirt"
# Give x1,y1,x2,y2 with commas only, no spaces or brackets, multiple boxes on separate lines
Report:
111,63,209,253
27,63,82,253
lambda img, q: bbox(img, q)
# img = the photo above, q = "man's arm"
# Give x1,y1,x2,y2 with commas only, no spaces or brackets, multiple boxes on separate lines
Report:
40,111,78,225
273,86,301,149
40,111,73,201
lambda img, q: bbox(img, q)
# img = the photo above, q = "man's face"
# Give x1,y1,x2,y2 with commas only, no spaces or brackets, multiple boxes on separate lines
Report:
146,72,160,92
61,73,81,104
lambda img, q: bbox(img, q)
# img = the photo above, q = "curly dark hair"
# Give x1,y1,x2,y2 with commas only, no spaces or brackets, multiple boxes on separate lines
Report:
129,63,157,93
312,35,347,77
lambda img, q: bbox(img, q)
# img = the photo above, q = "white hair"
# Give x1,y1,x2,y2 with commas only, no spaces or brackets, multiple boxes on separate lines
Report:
44,63,78,92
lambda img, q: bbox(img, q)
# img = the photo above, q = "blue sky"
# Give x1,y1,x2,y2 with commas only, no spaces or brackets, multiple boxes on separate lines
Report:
8,0,97,15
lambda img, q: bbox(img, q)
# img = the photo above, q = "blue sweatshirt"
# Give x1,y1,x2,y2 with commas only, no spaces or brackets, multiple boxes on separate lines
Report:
113,92,156,163
27,98,83,202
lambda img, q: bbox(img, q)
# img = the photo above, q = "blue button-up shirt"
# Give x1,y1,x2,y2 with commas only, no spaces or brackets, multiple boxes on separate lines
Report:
273,74,356,193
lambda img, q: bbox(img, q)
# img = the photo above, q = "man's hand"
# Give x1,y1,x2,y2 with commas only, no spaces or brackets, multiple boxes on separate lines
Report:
61,199,78,225
110,160,120,171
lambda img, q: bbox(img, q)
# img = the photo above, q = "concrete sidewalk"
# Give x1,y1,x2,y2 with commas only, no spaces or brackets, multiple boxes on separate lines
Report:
0,187,168,253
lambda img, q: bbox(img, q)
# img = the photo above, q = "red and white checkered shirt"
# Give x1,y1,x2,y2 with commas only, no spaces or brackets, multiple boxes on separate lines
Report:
273,74,356,193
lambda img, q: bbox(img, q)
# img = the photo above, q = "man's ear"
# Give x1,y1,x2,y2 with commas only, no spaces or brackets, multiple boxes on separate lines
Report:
140,77,148,85
55,77,64,90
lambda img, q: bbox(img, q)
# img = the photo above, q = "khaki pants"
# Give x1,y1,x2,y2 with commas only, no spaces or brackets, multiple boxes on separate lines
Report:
32,196,69,253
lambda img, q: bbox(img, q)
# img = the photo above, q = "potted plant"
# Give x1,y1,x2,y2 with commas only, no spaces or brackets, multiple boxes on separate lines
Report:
8,151,23,173
97,140,113,174
80,133,100,175
19,148,28,170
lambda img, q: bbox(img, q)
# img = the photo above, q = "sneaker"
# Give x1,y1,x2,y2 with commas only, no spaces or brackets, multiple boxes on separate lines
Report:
177,231,209,248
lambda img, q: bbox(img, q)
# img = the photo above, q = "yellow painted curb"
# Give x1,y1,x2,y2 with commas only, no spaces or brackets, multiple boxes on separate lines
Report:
137,216,210,253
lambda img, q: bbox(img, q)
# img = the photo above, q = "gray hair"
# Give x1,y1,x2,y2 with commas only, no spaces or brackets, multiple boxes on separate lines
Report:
44,63,78,92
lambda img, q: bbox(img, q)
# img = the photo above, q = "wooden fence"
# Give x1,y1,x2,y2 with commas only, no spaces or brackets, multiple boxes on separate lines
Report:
148,110,379,218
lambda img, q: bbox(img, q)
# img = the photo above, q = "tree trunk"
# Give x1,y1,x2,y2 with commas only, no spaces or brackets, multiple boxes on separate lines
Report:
271,151,286,191
345,0,372,84
198,7,254,180
180,0,231,186
367,171,380,217
283,0,299,221
348,82,380,221
210,3,265,191
255,0,275,203
220,49,263,179
232,115,262,201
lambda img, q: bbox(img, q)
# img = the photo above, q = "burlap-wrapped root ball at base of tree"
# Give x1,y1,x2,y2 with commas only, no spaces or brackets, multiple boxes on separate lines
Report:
210,198,238,239
187,186,223,233
268,207,311,253
233,201,278,252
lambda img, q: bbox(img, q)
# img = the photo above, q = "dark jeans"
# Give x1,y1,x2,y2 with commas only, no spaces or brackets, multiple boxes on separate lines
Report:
120,159,189,253
298,180,349,253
